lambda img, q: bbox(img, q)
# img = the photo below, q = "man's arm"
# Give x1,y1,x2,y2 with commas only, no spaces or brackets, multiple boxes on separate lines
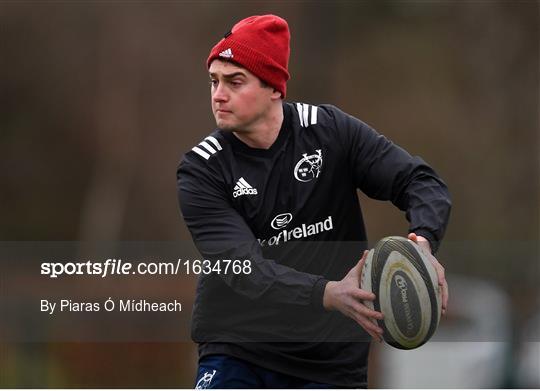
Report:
321,105,451,326
325,105,452,254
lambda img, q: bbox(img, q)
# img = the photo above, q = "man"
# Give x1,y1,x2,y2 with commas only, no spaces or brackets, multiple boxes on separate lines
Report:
177,14,451,388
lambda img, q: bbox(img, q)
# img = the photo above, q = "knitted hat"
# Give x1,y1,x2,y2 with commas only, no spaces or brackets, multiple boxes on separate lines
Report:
207,14,291,98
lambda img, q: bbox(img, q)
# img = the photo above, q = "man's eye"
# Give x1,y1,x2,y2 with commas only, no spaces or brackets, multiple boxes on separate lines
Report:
210,80,218,86
230,81,242,87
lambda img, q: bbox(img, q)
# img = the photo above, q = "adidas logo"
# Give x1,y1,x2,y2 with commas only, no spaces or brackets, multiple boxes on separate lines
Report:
233,177,258,198
219,48,233,59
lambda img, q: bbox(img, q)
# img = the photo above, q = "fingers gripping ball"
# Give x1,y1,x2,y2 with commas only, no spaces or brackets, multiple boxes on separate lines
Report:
360,236,442,349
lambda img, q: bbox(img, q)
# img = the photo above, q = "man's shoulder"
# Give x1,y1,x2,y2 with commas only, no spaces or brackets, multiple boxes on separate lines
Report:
285,101,347,130
177,130,230,192
180,130,229,167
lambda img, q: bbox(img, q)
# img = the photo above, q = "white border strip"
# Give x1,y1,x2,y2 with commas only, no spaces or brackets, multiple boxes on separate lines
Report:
296,103,305,127
192,146,210,160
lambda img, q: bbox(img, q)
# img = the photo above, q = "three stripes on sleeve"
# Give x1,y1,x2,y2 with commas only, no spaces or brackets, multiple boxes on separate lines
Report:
296,103,317,127
192,136,222,160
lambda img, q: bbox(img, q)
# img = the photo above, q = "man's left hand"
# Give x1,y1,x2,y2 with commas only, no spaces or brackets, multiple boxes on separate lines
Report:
407,233,448,316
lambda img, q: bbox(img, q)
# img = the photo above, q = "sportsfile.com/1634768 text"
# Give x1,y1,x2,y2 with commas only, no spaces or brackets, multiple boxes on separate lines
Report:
40,259,252,278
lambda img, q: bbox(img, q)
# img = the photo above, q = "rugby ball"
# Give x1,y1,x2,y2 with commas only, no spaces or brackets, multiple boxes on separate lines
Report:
360,236,441,349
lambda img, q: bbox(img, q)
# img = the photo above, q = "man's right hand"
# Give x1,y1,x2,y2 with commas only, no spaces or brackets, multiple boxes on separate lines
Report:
322,250,384,342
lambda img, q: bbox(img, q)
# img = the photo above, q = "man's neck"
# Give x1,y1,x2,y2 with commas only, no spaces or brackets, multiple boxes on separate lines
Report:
233,103,284,149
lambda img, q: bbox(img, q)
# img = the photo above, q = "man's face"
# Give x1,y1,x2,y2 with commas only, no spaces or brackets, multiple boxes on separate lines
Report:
209,59,278,132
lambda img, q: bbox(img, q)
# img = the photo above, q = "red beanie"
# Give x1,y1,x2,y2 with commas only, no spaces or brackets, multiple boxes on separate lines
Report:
207,14,290,98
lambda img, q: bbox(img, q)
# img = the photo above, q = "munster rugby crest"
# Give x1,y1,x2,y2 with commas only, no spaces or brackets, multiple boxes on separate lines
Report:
196,370,217,389
294,149,323,182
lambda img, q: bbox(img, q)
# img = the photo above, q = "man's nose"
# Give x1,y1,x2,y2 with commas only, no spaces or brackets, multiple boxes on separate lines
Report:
212,83,228,102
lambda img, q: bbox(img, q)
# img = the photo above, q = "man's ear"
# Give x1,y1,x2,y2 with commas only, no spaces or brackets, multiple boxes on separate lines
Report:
271,88,282,100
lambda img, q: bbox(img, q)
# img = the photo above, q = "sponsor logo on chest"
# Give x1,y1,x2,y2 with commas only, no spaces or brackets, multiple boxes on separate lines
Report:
258,214,334,247
271,213,293,229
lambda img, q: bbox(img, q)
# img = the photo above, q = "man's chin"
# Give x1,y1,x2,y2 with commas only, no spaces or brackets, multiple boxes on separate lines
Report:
215,120,236,132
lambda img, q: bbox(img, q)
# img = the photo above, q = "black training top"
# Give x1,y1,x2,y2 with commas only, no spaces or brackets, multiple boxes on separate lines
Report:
177,102,451,387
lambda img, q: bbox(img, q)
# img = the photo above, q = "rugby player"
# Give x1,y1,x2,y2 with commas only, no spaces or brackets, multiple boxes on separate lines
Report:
177,14,451,389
